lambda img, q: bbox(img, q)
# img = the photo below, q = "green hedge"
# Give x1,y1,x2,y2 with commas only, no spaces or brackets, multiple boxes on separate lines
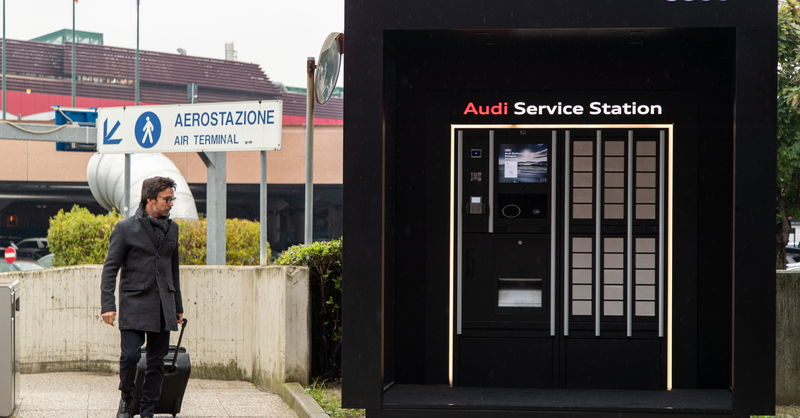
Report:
48,205,123,266
275,239,343,378
175,218,268,265
48,205,267,266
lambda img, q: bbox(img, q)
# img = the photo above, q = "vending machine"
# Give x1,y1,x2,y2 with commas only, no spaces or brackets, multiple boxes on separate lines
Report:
453,126,668,389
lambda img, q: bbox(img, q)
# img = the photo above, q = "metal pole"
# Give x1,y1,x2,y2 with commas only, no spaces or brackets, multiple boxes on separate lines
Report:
205,152,227,265
2,0,6,120
71,0,76,107
260,150,268,265
304,57,315,245
124,154,131,216
135,0,140,105
127,0,139,211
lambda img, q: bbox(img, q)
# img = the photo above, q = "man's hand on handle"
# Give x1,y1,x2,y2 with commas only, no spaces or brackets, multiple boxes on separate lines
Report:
102,311,182,326
101,311,116,326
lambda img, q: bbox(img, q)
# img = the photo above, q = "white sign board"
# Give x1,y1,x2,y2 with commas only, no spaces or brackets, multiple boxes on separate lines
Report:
97,100,282,154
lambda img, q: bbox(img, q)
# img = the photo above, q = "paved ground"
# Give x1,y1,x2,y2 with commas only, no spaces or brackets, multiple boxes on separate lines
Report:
10,372,298,418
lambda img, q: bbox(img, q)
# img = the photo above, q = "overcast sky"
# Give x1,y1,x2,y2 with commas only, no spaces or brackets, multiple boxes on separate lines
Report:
6,0,344,88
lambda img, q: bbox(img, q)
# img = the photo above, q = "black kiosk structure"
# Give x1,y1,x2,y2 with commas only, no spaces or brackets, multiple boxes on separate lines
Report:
343,1,775,417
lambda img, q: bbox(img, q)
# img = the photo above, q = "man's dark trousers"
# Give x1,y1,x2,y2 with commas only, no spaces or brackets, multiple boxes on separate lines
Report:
119,329,170,416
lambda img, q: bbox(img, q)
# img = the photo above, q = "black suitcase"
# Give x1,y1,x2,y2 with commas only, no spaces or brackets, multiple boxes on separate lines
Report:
130,319,191,417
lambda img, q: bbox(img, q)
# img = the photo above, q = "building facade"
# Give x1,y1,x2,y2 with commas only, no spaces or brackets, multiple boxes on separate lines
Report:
0,36,343,254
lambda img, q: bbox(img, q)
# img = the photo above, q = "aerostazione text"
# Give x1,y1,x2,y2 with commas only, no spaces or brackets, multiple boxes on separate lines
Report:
174,110,276,127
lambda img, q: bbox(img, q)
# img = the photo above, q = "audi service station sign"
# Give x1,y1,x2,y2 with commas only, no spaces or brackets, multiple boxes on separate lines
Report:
97,100,283,154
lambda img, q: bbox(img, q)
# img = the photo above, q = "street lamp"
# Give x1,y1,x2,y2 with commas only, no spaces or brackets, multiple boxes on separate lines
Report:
72,0,76,107
3,0,6,120
135,0,140,105
305,32,344,245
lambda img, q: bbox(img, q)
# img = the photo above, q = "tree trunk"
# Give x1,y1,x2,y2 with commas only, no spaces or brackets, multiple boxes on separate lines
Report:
778,190,791,269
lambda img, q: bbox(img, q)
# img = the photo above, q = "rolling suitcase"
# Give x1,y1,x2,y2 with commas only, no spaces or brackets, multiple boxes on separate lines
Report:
129,319,191,418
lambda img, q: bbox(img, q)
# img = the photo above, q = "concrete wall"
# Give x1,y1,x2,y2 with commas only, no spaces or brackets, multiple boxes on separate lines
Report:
778,271,800,404
2,265,309,389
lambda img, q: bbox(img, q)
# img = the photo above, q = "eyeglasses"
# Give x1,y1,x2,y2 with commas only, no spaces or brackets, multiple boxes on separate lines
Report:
158,196,177,203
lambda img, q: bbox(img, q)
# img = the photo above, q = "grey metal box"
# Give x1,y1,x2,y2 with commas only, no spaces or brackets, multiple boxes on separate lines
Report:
0,278,19,417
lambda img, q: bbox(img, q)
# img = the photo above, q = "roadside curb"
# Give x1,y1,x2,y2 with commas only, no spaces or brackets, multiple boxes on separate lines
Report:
279,382,330,418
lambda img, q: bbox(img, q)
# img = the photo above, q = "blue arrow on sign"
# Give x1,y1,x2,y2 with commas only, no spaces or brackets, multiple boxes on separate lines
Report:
102,118,122,145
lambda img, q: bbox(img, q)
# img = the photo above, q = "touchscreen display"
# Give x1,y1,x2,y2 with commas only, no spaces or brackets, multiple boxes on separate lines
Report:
498,143,548,183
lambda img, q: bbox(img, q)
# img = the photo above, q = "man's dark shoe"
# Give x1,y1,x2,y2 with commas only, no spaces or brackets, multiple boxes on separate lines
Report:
116,397,132,418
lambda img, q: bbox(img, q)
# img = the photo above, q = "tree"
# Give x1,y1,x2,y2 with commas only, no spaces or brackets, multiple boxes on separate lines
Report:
777,0,800,268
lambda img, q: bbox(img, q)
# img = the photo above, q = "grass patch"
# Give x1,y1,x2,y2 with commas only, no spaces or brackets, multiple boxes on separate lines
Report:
304,379,365,418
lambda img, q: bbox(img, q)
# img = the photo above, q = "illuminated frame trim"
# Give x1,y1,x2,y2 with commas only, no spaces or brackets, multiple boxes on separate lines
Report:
449,123,673,390
448,128,456,385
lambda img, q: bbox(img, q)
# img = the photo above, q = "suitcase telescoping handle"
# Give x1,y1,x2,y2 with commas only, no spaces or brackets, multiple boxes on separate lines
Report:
171,318,187,368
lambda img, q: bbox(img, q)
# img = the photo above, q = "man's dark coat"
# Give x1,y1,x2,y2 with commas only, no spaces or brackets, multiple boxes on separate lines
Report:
101,207,183,332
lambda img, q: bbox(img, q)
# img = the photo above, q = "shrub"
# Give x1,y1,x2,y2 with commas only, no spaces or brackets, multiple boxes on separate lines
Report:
47,205,122,266
49,206,267,266
276,239,343,378
174,218,207,265
226,218,263,265
174,217,268,265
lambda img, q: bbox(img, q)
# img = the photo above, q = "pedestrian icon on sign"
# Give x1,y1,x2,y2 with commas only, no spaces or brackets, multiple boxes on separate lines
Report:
134,111,161,149
143,117,155,143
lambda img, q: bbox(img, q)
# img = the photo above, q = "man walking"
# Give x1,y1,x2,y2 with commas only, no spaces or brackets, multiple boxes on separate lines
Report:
101,176,183,418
